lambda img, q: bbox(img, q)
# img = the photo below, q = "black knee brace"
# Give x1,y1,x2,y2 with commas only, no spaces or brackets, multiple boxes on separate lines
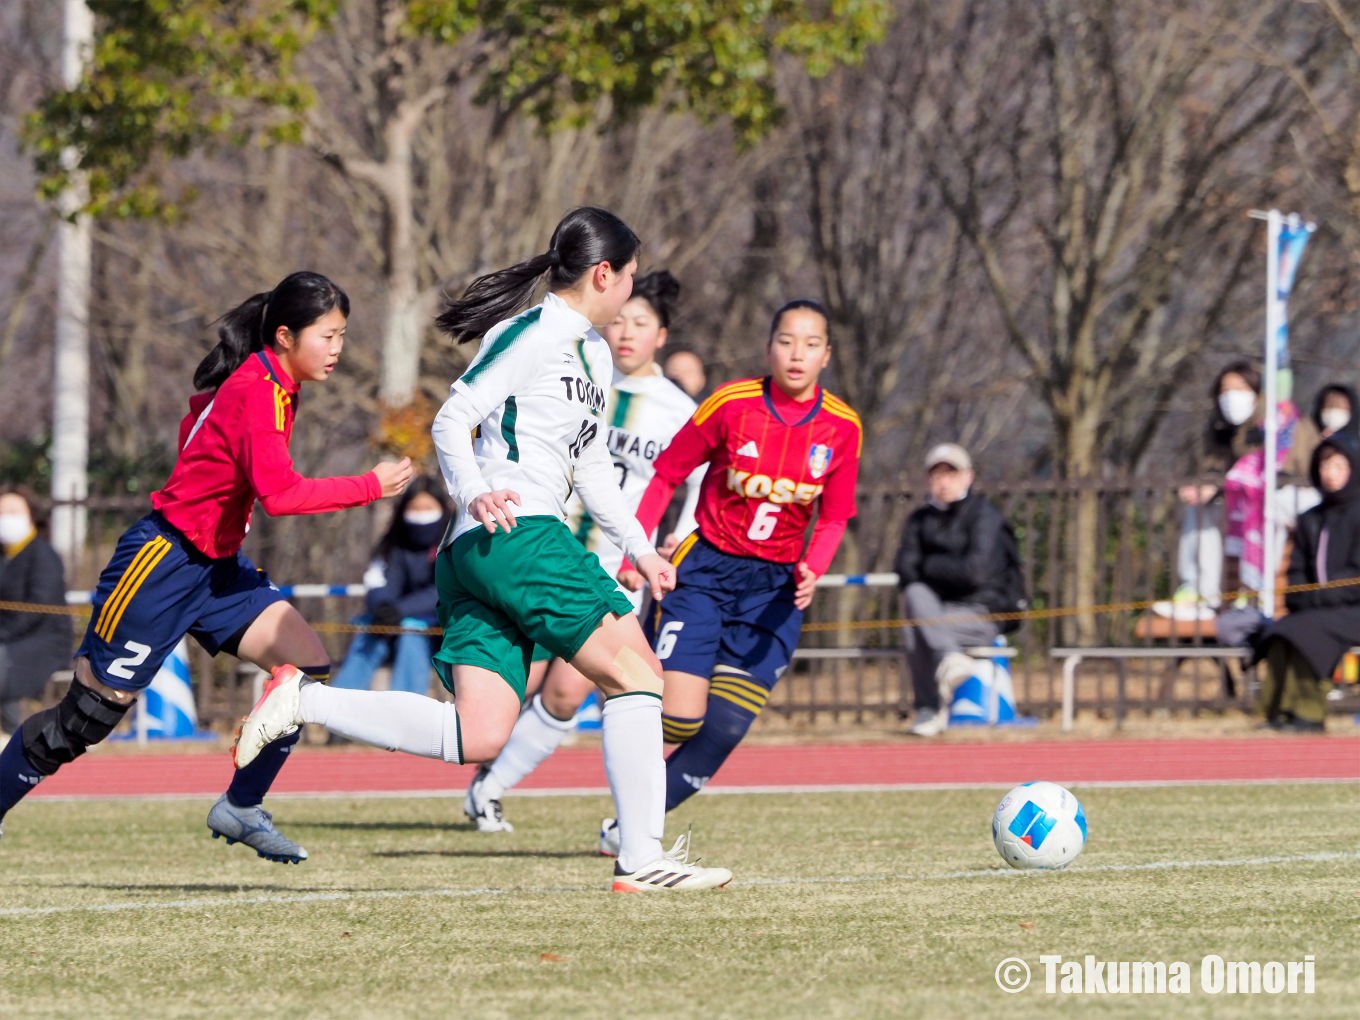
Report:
21,683,132,776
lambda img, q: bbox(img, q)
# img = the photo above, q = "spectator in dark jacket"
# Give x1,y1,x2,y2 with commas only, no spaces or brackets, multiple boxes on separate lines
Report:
330,477,450,696
0,487,72,733
895,444,1008,737
1251,433,1360,732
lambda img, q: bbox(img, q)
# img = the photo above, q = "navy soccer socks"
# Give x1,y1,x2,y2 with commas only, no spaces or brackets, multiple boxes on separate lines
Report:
225,728,301,808
0,735,46,821
664,669,769,811
224,664,327,808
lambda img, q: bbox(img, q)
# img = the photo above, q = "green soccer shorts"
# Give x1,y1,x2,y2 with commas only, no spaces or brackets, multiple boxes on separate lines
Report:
433,515,635,701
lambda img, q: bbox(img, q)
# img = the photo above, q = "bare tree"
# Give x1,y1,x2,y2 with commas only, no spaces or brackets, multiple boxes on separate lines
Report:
912,0,1324,636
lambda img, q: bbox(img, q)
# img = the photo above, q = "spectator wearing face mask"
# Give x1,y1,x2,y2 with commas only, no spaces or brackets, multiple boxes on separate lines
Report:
1250,433,1360,732
330,476,451,696
1204,362,1319,601
0,486,72,734
1312,384,1359,440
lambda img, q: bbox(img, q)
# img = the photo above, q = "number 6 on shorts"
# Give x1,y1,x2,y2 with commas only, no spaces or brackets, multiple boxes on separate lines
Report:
655,621,684,659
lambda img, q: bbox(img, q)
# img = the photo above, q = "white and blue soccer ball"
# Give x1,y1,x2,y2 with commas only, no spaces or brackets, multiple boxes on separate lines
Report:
992,781,1086,870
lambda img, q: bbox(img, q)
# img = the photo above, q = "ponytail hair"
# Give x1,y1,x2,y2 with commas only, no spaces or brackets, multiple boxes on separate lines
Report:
630,269,681,330
194,271,350,391
436,207,642,344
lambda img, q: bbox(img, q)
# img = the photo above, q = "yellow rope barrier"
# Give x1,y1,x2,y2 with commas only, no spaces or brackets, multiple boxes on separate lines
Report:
6,574,1360,637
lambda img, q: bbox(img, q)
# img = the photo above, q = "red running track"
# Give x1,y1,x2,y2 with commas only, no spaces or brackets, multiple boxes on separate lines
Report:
26,737,1360,800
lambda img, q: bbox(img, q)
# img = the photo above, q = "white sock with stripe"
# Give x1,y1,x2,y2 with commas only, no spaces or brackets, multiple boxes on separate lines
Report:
481,694,575,803
601,693,665,872
298,685,461,763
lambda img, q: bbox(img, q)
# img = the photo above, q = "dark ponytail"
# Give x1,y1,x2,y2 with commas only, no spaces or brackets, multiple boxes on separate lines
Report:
630,269,681,330
194,271,350,391
436,207,642,344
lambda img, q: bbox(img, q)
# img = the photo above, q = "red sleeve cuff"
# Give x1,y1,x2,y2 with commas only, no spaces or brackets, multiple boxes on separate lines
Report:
802,518,848,577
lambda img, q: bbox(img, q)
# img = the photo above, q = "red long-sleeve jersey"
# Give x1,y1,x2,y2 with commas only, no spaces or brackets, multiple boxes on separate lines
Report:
634,377,860,573
151,348,380,558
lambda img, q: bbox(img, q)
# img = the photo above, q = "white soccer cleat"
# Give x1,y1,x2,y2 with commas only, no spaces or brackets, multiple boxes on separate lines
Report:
597,817,620,857
908,706,948,737
232,665,305,769
611,831,733,893
463,764,513,833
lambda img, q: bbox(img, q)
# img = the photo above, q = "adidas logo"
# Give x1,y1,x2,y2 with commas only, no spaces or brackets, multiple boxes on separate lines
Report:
736,441,759,458
20,774,43,786
683,773,711,791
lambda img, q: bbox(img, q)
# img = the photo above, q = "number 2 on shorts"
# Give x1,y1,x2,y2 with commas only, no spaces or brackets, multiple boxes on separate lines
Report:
656,621,684,659
108,640,152,680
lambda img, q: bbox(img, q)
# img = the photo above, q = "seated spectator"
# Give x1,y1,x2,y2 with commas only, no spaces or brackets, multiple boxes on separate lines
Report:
895,444,1014,737
0,486,72,734
330,477,450,697
1312,383,1359,440
1251,433,1360,732
663,349,707,400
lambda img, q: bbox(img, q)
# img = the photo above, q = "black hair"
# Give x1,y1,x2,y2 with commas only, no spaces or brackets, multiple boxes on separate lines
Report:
435,207,642,344
193,271,350,391
1211,360,1262,398
769,298,831,342
374,475,452,558
1311,431,1360,505
628,269,681,330
0,483,46,536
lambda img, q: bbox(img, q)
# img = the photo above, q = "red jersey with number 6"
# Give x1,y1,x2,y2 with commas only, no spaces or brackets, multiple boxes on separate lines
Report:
635,377,861,564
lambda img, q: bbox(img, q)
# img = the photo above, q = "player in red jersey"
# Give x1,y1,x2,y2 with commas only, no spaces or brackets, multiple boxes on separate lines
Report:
616,298,859,834
0,272,412,860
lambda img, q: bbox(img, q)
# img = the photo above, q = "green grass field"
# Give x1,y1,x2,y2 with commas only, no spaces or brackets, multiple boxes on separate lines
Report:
1,784,1356,1019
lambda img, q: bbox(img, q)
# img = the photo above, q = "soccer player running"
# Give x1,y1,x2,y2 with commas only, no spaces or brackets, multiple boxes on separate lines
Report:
462,269,705,834
0,272,413,861
598,299,859,853
233,209,732,892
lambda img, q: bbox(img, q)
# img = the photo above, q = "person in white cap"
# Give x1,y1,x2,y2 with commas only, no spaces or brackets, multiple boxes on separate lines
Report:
894,443,1018,737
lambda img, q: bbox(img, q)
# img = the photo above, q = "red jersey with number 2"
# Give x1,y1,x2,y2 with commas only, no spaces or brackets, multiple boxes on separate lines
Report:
638,377,861,564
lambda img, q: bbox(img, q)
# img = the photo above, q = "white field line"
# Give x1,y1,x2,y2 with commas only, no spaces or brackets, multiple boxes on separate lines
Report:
25,774,1358,804
2,851,1357,920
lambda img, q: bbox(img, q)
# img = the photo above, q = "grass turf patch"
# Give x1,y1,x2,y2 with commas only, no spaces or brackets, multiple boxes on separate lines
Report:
1,784,1356,1019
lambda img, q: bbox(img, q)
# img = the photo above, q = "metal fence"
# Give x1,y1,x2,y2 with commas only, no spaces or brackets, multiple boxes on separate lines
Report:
35,482,1357,727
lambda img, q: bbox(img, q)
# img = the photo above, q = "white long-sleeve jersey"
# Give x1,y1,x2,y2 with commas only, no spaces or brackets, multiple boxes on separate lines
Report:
431,292,654,567
565,363,705,577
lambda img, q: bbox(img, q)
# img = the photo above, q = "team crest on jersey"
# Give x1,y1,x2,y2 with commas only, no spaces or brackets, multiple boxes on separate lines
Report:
807,443,833,479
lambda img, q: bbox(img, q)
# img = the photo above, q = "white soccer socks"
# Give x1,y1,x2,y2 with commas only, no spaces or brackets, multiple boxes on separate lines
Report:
298,685,462,763
601,693,666,873
481,694,575,802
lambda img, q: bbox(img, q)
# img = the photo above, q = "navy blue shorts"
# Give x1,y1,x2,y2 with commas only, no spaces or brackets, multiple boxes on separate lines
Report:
76,512,285,691
644,534,803,687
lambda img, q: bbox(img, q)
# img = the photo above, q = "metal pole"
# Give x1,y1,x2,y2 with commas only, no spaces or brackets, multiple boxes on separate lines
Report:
49,0,93,572
1261,210,1281,616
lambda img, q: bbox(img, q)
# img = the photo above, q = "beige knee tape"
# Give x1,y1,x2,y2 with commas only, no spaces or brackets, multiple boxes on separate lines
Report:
613,646,665,696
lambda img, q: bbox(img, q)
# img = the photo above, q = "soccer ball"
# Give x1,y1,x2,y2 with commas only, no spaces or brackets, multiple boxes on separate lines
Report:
992,781,1087,870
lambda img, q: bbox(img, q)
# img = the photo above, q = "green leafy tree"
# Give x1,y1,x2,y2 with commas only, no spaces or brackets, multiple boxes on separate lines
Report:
28,0,888,407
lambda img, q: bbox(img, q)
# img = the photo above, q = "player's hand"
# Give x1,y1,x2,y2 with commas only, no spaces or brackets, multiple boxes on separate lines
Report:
793,562,819,610
658,533,681,559
637,552,676,600
373,457,414,498
616,567,646,591
469,489,521,534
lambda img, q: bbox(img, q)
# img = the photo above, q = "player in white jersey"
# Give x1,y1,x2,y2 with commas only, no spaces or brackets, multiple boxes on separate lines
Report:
233,209,731,892
463,270,704,835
